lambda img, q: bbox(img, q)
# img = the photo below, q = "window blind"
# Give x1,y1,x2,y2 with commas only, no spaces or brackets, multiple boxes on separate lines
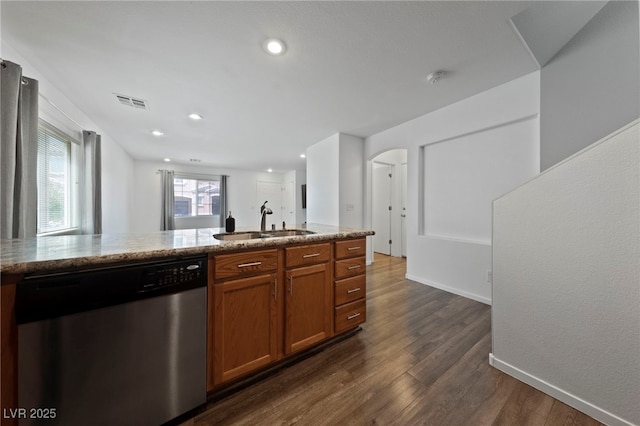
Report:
37,123,72,233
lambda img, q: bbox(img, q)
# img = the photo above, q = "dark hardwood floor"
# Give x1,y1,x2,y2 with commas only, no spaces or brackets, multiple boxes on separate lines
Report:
187,254,602,426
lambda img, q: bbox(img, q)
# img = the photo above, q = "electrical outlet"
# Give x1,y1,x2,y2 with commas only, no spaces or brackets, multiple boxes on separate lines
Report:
487,271,493,283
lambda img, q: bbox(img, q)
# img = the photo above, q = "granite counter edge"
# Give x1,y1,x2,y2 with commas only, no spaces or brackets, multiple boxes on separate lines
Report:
1,231,374,276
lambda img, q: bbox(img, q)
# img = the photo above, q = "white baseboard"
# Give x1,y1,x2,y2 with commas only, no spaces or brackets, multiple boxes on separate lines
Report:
405,274,492,305
489,354,636,426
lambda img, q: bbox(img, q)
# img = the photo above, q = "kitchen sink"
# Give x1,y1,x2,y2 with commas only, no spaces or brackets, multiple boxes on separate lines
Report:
213,229,316,240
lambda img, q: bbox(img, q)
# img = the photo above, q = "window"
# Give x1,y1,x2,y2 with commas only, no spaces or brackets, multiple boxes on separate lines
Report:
173,177,221,217
37,121,78,234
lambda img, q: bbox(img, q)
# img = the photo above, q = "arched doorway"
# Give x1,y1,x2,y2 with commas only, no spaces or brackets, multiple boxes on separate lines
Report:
369,149,407,260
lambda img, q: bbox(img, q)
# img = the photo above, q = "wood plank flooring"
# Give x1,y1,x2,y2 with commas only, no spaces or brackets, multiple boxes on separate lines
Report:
187,254,602,426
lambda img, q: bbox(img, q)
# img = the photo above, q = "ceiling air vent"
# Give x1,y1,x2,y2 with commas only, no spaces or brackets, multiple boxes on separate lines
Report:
114,93,149,110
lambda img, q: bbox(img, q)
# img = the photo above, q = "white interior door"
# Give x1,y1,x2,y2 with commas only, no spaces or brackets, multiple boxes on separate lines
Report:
372,163,392,255
401,163,407,257
257,181,282,230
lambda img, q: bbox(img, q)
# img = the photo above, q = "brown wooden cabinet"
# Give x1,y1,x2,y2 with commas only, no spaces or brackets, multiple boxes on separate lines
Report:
283,242,332,355
333,239,367,333
208,239,365,390
213,272,278,384
284,262,332,355
209,249,279,388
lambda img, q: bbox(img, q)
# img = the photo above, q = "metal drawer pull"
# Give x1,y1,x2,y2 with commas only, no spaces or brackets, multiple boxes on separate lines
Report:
274,279,277,300
347,313,361,320
347,287,361,294
303,253,320,258
347,246,361,251
288,276,293,295
347,265,361,270
237,261,262,268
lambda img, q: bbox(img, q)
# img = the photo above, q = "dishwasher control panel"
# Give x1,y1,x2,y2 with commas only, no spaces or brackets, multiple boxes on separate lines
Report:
139,257,206,292
17,256,208,324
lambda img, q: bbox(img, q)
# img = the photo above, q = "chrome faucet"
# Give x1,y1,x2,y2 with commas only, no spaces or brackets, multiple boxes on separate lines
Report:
260,201,273,231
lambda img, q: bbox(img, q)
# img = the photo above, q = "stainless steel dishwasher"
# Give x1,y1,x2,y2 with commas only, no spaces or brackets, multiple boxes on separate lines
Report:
16,256,207,426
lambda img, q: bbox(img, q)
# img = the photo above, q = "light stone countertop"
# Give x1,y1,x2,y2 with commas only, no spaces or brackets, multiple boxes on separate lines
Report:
0,224,374,275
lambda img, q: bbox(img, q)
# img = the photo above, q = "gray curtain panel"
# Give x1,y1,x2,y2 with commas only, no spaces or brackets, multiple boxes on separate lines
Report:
82,130,102,234
219,175,228,227
0,60,38,239
160,169,175,230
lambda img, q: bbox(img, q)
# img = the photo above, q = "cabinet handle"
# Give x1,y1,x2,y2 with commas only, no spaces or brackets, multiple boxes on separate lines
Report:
288,276,293,295
347,287,361,294
237,261,262,268
274,279,277,300
347,246,361,251
347,265,361,270
303,253,320,258
347,313,361,320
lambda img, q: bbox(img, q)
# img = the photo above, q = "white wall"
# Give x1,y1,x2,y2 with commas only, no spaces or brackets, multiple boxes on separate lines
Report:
423,117,539,244
492,120,640,426
306,134,340,226
306,133,363,228
2,43,134,234
365,71,540,304
132,161,284,232
338,134,364,229
540,1,639,170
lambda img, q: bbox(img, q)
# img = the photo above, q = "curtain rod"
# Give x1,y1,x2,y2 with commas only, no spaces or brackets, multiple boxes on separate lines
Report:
156,170,229,178
39,93,85,130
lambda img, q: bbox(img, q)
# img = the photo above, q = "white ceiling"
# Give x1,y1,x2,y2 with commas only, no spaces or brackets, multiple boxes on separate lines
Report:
2,1,541,172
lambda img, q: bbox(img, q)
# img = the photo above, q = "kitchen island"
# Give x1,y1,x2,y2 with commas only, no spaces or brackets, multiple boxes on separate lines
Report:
0,224,373,425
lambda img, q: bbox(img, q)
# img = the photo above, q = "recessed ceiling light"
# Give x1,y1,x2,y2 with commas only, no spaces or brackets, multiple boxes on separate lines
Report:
300,154,306,158
263,38,287,56
267,168,273,173
188,113,203,120
164,158,171,162
152,130,164,136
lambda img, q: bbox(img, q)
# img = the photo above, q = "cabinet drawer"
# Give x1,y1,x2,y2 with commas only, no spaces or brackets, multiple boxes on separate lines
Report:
334,299,366,333
335,239,366,260
285,243,331,268
334,256,366,280
335,275,366,306
214,249,278,280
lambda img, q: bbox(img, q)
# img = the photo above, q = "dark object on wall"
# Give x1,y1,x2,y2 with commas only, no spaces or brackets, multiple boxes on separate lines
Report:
301,184,307,209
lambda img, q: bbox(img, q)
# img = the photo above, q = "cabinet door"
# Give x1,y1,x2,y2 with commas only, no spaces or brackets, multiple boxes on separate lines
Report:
285,263,332,355
213,273,278,384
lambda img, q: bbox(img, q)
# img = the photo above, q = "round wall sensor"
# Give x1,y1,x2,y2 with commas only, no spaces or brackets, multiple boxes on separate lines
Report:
426,71,445,84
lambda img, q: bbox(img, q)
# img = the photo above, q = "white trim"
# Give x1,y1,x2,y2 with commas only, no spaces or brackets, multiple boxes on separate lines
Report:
405,274,492,305
489,354,636,426
419,113,539,148
422,233,491,246
174,171,223,180
37,227,81,237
